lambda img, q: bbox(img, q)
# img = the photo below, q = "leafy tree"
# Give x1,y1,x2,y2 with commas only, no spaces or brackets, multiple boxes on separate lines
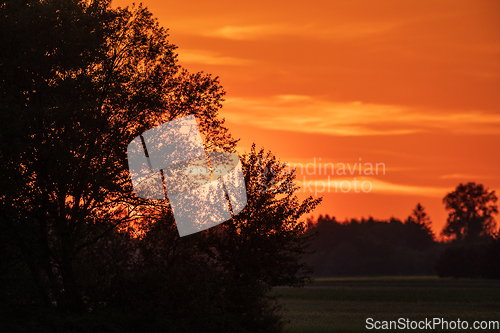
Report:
1,0,233,313
441,183,498,241
0,0,319,330
207,146,320,287
435,183,499,279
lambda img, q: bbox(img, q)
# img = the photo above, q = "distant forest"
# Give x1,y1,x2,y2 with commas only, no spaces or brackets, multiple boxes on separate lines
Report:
303,213,440,276
303,197,500,279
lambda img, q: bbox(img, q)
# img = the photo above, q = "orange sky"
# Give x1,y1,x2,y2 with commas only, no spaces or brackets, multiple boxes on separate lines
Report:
113,0,500,235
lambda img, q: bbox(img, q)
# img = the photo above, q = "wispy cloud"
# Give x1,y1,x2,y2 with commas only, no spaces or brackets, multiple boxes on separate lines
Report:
440,173,496,180
222,95,500,136
295,176,451,197
203,25,280,40
177,50,253,66
202,21,405,41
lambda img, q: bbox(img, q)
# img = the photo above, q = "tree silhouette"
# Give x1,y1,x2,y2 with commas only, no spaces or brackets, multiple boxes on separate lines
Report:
207,146,321,287
441,183,498,242
0,1,319,329
1,0,234,313
405,203,435,246
406,203,431,228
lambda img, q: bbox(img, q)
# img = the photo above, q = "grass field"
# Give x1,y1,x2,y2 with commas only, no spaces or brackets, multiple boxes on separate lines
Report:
275,276,500,332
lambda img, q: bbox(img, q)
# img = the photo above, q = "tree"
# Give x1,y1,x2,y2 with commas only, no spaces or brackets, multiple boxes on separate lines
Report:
0,0,319,330
405,203,435,248
441,183,498,242
207,146,321,287
1,0,232,312
406,203,432,230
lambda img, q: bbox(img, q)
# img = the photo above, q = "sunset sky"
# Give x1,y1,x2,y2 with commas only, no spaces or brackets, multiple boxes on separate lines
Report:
113,0,500,235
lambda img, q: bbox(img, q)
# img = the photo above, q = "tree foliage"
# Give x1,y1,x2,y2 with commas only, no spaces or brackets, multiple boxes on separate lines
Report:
441,182,498,241
0,1,320,331
435,183,499,279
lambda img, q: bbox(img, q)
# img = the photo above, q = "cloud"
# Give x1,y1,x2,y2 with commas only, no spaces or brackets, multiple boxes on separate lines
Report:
294,176,451,197
221,95,500,136
177,50,253,66
440,173,497,180
202,21,404,41
204,25,280,40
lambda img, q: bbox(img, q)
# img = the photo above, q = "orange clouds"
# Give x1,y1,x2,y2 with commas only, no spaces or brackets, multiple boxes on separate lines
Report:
111,0,500,233
222,96,500,136
178,49,253,66
294,177,452,198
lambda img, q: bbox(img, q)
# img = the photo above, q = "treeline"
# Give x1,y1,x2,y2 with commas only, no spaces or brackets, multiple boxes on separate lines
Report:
303,213,442,277
303,182,500,279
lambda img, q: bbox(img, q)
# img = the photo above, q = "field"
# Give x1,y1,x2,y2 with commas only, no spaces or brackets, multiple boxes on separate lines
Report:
275,277,500,332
